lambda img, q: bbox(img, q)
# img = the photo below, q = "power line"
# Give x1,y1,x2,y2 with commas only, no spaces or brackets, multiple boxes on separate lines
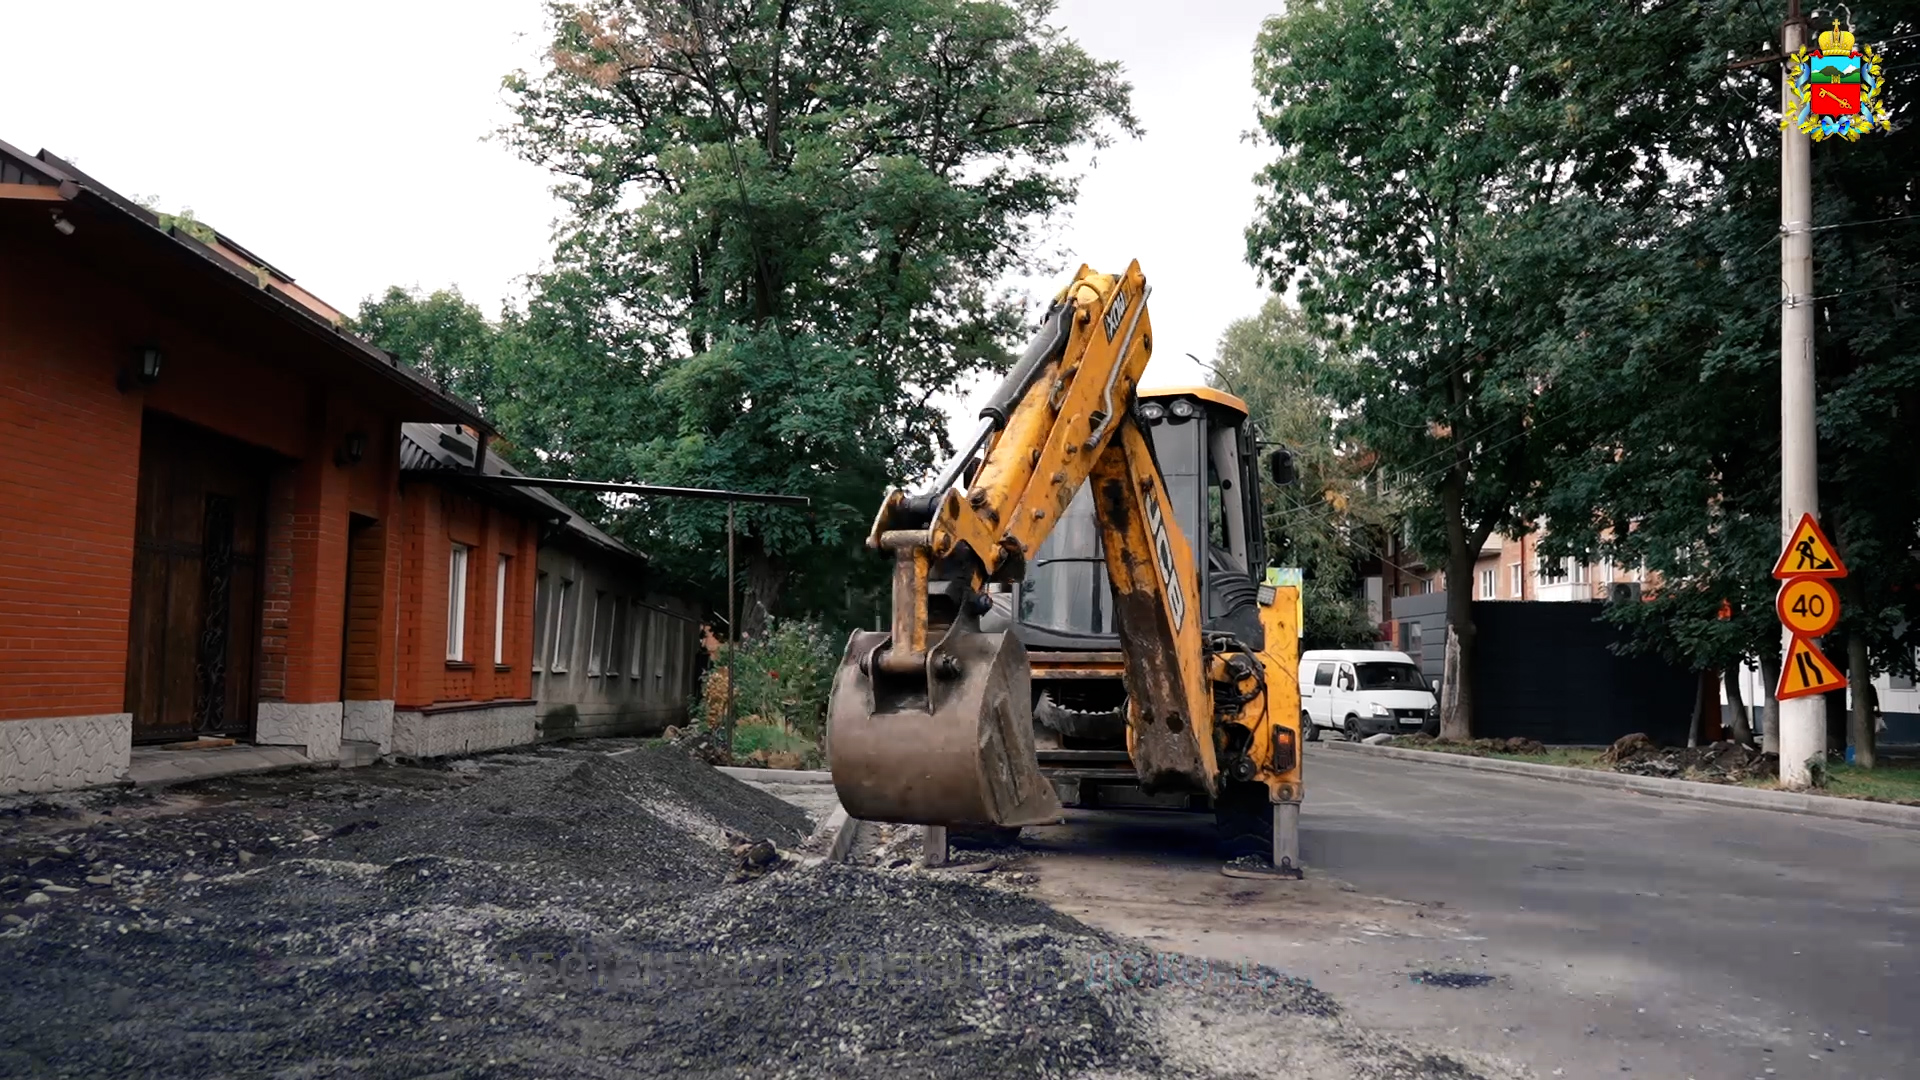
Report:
1807,213,1920,232
1809,277,1920,301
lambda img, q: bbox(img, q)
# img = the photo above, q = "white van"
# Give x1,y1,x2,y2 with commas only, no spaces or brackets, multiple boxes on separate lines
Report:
1298,649,1438,741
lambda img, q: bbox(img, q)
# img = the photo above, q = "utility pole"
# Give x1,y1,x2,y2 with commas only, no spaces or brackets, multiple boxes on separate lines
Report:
1778,0,1822,787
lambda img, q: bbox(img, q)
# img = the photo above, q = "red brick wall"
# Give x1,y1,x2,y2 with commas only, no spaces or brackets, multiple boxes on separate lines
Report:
1,223,411,727
394,482,537,710
0,259,144,720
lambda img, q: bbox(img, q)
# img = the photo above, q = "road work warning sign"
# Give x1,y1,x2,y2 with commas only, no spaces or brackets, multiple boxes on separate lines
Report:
1777,634,1847,701
1772,513,1848,579
1772,512,1849,701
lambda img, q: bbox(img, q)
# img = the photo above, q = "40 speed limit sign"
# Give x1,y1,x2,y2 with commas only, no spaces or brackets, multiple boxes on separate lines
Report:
1776,576,1840,637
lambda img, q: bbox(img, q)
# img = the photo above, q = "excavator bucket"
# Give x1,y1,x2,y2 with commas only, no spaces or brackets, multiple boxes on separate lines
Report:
828,625,1062,827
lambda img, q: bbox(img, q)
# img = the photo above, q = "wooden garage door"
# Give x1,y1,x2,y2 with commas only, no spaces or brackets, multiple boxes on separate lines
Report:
123,412,272,742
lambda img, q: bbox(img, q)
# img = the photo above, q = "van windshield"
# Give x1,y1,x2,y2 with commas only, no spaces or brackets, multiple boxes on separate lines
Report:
1354,662,1427,691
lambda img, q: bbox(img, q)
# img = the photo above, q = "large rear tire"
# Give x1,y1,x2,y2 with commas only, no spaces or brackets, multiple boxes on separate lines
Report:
1213,781,1274,861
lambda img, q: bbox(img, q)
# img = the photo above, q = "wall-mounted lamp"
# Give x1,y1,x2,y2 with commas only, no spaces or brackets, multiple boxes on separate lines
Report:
50,211,75,236
335,429,367,467
117,346,163,393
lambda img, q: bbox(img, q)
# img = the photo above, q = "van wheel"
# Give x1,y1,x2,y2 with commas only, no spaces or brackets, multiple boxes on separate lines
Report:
1303,711,1320,742
1343,715,1362,741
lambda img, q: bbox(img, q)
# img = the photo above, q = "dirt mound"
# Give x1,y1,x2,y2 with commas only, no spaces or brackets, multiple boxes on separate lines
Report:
1608,737,1777,782
1387,734,1545,756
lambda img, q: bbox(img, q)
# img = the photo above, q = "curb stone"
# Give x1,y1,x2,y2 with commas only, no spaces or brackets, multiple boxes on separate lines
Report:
716,766,834,784
1321,739,1920,831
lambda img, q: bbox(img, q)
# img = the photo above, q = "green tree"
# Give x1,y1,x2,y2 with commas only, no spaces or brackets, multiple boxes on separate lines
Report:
1524,4,1920,761
1210,298,1389,649
352,287,505,414
1246,0,1695,736
496,0,1138,635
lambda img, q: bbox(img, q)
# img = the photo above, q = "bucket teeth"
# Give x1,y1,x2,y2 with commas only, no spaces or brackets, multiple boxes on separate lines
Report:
827,628,1062,827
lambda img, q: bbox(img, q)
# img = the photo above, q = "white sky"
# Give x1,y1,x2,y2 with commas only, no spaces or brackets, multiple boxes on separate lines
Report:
2,0,1277,447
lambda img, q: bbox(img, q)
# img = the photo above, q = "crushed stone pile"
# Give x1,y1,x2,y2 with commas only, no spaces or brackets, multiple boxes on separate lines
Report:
327,744,810,886
0,742,1507,1080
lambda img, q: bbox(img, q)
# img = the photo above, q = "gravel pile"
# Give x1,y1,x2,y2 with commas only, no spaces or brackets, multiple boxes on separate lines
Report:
0,743,1504,1080
326,745,809,888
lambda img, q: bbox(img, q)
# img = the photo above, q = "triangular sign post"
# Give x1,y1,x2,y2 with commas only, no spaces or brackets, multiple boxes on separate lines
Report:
1776,634,1848,701
1771,512,1848,579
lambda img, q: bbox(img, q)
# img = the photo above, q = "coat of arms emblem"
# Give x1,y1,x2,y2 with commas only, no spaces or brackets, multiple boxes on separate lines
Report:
1785,19,1893,140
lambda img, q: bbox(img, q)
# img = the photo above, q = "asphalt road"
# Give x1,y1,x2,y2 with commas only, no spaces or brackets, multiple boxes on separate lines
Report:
1022,744,1920,1080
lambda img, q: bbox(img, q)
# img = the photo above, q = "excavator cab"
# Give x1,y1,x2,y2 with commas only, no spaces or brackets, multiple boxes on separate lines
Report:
828,263,1305,871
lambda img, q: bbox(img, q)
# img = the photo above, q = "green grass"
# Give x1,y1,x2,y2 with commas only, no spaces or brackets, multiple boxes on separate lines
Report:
1745,761,1920,804
1387,740,1607,769
729,722,816,759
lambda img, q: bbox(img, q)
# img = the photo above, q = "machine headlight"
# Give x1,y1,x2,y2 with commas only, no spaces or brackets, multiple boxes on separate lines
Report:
1138,402,1166,422
1168,398,1196,418
1370,702,1391,717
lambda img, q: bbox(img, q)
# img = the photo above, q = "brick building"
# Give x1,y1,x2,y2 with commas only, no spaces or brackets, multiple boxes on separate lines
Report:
395,424,700,752
0,138,697,794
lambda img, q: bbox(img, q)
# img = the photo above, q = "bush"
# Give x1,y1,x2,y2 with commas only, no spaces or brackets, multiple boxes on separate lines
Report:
694,618,841,741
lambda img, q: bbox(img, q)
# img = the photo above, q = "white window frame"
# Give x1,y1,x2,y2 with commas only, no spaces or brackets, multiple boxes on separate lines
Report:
641,599,656,676
1508,562,1523,598
587,591,607,676
605,597,624,677
494,554,510,666
550,578,575,672
1571,560,1589,586
446,544,470,661
1479,568,1496,599
532,571,550,673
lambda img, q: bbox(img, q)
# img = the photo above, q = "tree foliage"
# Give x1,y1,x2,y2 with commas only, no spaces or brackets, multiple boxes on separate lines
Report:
1247,0,1695,734
489,0,1137,633
1248,0,1920,749
1210,298,1388,650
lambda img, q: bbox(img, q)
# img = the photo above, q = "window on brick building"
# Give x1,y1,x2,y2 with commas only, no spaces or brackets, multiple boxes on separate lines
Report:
1508,562,1523,598
1570,560,1588,585
1479,568,1495,599
494,555,510,666
551,579,575,672
447,544,470,661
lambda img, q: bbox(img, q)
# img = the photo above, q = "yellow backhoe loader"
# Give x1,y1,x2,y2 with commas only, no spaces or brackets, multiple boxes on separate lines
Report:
828,261,1305,873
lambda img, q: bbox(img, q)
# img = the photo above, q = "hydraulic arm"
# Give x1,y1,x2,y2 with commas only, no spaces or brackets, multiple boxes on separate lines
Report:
828,262,1241,828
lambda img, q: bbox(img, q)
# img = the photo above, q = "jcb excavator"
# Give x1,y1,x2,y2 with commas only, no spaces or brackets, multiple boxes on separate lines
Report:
828,261,1305,872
